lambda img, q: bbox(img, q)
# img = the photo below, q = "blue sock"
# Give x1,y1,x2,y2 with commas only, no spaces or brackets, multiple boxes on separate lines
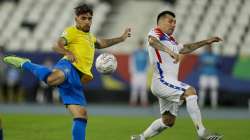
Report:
0,129,3,140
72,118,87,140
22,62,52,83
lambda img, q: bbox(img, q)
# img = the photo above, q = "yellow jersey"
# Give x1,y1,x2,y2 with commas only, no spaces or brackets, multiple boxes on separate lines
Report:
61,26,96,82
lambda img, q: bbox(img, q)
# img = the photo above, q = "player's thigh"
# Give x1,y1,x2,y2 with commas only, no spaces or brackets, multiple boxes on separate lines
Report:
47,69,65,86
67,104,87,119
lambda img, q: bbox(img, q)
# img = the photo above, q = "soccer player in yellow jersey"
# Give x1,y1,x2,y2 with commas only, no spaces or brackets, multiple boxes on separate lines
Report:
3,3,131,140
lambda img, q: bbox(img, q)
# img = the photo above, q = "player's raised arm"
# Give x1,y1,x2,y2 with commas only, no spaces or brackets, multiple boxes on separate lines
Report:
179,36,222,54
52,38,76,62
148,35,179,63
95,28,131,49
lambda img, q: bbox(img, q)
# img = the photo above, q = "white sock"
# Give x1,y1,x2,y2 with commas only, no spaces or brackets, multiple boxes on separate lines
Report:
142,118,169,139
186,95,206,136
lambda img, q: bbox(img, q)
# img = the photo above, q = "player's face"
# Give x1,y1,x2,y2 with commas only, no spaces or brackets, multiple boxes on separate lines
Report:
75,13,92,32
162,15,176,35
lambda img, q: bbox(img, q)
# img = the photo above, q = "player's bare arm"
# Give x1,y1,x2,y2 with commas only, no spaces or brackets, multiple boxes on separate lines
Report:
95,28,131,49
52,38,76,62
179,37,222,54
148,35,179,63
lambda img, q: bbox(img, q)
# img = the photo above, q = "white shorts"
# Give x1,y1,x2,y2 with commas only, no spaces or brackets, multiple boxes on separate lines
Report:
151,77,190,116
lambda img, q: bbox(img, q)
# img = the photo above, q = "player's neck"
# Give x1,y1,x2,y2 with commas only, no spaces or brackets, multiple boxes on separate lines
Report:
75,25,89,33
156,26,171,36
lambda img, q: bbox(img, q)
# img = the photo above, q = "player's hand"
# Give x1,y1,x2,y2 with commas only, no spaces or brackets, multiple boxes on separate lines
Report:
121,28,131,41
65,52,76,62
169,52,179,64
207,37,223,44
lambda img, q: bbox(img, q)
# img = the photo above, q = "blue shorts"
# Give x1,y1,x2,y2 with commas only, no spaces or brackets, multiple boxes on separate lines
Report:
54,59,87,106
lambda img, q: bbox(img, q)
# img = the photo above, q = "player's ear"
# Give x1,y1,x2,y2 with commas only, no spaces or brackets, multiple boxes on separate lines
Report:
75,16,80,23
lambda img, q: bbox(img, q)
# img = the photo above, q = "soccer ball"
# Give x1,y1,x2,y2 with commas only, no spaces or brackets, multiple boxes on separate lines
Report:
95,53,117,74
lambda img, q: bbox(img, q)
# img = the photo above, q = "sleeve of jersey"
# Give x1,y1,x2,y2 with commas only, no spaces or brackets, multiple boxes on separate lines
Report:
91,34,97,43
61,28,74,45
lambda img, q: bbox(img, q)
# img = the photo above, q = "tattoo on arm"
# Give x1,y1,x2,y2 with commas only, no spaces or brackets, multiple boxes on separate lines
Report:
180,40,209,54
148,36,173,54
95,37,124,49
149,36,180,63
94,41,102,49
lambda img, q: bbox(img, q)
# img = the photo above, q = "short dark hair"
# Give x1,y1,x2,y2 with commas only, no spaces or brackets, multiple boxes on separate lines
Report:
157,11,175,24
74,3,93,16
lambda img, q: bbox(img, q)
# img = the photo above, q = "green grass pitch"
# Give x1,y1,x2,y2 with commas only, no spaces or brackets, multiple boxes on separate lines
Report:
2,114,250,140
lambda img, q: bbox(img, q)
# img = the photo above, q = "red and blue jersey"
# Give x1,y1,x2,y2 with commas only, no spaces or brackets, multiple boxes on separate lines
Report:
147,27,183,80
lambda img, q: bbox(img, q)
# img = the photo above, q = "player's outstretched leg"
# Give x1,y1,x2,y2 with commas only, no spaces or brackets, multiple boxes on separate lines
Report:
131,117,170,140
3,56,52,83
182,87,223,140
0,118,3,140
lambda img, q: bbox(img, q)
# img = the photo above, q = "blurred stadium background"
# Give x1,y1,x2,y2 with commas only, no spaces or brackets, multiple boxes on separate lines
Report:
0,0,250,139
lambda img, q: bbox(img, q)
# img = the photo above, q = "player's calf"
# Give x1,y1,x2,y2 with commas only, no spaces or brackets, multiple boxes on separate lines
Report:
4,56,53,84
139,118,169,140
68,105,88,140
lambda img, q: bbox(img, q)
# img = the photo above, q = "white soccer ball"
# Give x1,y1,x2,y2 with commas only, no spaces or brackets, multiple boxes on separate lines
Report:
95,53,117,74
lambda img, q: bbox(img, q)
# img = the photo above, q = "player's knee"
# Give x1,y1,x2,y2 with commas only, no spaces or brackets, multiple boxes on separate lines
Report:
68,105,88,119
73,109,88,120
47,76,57,86
182,86,197,99
47,73,64,86
162,119,175,127
187,86,196,94
78,108,88,118
162,113,176,127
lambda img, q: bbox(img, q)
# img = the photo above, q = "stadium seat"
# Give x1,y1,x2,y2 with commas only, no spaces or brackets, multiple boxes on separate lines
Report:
0,0,110,51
